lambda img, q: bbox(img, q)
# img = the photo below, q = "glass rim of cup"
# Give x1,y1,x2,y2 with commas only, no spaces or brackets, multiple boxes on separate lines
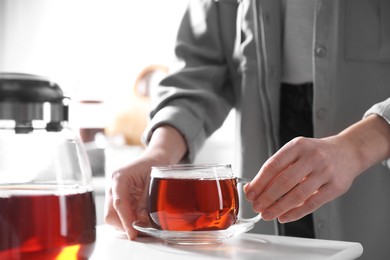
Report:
151,164,234,179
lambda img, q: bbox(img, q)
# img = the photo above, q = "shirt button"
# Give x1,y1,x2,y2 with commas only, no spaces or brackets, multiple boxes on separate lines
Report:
315,45,327,57
316,108,327,119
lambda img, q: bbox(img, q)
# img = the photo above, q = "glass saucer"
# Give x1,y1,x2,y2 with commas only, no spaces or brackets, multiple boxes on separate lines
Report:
132,218,260,245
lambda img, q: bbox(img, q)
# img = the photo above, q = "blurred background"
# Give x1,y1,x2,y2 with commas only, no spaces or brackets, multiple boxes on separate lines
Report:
0,0,235,224
0,0,184,100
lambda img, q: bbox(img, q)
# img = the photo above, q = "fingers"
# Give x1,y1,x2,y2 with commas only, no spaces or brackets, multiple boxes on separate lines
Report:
244,137,323,221
277,185,334,223
104,185,122,230
253,161,312,213
259,170,326,220
245,136,357,223
111,171,139,240
104,160,154,241
105,170,147,240
247,142,316,213
245,138,303,202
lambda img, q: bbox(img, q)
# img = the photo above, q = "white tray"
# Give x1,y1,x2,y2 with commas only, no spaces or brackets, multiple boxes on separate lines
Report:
90,225,363,260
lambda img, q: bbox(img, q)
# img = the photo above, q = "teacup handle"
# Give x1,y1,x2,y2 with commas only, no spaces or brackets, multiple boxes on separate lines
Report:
236,177,262,224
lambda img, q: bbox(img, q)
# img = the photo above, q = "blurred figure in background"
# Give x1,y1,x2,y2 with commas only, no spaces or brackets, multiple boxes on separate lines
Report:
105,1,390,259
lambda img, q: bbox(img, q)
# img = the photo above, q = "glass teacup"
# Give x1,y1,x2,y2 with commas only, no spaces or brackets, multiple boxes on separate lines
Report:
147,164,260,231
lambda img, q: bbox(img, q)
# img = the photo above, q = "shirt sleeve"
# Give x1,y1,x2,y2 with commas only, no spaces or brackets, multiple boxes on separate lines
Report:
363,97,390,123
141,0,236,162
363,97,390,168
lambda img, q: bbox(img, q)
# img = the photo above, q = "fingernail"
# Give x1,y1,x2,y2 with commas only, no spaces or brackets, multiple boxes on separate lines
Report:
124,227,133,240
253,203,264,213
262,211,273,220
279,216,289,223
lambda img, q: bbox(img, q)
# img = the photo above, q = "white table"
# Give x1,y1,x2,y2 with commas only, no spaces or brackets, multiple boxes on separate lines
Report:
90,225,363,260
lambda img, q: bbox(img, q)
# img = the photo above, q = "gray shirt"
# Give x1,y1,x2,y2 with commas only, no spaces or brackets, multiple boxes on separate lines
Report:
144,1,390,258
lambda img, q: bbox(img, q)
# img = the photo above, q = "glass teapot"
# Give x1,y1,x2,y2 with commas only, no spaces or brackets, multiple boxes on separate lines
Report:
0,73,96,260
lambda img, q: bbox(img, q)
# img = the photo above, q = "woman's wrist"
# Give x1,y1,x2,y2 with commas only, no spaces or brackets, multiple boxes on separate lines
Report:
336,114,390,174
142,125,188,165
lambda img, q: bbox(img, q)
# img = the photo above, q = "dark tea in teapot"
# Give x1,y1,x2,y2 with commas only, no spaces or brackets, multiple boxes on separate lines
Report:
0,73,97,259
0,186,96,260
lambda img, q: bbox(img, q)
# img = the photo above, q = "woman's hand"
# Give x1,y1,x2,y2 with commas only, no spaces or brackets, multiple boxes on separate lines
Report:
104,125,188,240
244,114,390,223
244,136,358,223
104,157,162,240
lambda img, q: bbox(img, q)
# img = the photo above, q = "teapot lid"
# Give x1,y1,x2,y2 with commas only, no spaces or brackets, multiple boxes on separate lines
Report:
0,72,68,131
0,73,64,102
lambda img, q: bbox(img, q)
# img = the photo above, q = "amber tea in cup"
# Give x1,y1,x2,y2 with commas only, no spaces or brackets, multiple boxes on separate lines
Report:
148,164,247,231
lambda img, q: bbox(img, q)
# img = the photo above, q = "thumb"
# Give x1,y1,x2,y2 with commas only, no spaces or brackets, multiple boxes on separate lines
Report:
243,182,251,193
